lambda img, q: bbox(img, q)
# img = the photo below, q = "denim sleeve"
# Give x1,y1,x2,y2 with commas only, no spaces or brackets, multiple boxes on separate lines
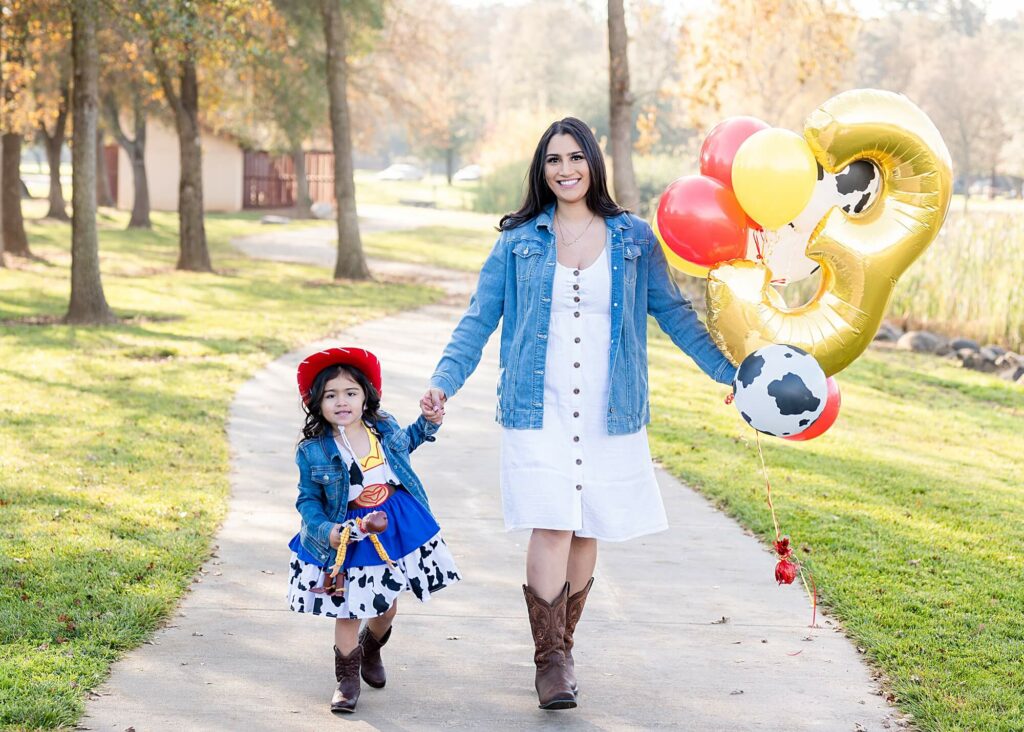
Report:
430,234,507,398
294,448,335,549
644,227,738,385
402,414,440,454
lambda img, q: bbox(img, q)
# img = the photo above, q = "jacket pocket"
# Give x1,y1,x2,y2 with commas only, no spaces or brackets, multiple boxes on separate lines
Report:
623,244,642,284
512,240,544,282
310,465,344,516
384,429,411,453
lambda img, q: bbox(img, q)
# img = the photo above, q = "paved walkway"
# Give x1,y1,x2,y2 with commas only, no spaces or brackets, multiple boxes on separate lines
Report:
82,208,899,731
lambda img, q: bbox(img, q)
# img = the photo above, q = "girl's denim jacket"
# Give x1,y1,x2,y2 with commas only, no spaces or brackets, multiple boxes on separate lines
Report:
294,412,439,566
430,207,736,435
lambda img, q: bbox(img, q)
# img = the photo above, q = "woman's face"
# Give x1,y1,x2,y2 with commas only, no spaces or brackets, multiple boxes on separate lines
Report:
544,133,590,206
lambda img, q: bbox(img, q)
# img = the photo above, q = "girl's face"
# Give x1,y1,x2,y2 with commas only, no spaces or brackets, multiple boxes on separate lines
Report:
320,372,365,431
544,133,590,206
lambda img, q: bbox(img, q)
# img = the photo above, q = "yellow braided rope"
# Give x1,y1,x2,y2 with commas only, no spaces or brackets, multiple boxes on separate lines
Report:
329,525,352,580
370,535,396,567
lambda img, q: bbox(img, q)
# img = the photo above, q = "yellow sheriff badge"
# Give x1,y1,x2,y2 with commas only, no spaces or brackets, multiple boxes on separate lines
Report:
706,89,953,376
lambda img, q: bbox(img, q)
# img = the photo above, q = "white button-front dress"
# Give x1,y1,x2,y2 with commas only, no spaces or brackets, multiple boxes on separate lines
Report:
500,232,669,542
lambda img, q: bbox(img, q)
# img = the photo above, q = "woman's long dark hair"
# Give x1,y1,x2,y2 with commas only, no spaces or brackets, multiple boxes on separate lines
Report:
300,364,383,440
499,117,626,231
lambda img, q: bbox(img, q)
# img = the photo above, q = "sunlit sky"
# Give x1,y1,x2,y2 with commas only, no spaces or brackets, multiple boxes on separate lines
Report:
449,0,1022,21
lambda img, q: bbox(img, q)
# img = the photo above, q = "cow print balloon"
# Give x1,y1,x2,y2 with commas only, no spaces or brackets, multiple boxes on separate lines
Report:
746,160,881,285
732,344,828,436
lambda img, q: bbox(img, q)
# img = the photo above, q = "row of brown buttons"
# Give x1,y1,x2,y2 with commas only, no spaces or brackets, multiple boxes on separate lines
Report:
574,268,583,492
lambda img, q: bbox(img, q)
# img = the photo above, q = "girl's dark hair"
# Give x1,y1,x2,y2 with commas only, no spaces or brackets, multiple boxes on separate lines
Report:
301,364,382,440
499,117,626,231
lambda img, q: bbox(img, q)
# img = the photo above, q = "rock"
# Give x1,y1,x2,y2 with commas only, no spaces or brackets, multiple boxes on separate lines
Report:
961,351,1000,373
310,201,335,220
260,214,291,225
980,346,1005,361
874,322,903,342
983,344,1008,357
995,352,1023,370
950,338,980,352
935,342,954,357
1000,365,1024,382
896,330,946,354
956,348,978,363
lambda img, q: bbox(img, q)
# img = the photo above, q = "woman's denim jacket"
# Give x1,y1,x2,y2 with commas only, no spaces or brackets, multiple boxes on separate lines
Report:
294,412,439,565
430,207,736,435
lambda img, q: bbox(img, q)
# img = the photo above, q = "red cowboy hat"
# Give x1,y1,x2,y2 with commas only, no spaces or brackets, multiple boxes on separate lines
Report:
296,347,382,404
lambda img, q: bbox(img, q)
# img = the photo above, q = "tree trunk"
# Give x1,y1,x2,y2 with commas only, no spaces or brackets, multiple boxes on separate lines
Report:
128,141,151,228
44,131,69,219
42,82,70,220
292,146,312,217
105,90,152,228
66,0,115,324
445,147,454,185
95,127,115,207
173,56,211,271
1,133,30,256
321,0,369,280
607,0,639,211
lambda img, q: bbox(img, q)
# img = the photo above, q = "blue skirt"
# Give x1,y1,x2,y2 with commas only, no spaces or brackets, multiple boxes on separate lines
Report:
286,488,460,619
288,487,441,569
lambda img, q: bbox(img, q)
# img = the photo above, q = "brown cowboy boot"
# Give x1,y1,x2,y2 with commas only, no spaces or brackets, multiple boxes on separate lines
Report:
331,645,362,713
564,577,594,695
522,583,577,710
359,625,391,689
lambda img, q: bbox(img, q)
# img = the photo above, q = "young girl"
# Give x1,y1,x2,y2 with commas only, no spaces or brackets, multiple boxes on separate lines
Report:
287,346,460,713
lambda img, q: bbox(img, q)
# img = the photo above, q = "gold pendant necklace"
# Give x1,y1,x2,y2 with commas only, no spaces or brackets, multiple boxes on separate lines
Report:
556,212,596,247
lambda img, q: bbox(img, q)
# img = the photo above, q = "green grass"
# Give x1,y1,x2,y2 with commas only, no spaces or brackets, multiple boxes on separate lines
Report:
354,170,480,210
362,225,494,272
0,207,442,729
889,209,1024,350
646,334,1024,732
340,215,1024,730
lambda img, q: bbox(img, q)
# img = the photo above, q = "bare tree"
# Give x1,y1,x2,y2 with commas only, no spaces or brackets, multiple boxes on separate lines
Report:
1,8,31,257
104,88,151,228
38,80,71,220
66,0,115,324
136,0,212,272
321,0,369,280
608,0,639,210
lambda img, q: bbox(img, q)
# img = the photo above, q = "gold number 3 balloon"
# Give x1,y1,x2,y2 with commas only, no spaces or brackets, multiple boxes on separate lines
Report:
706,89,953,376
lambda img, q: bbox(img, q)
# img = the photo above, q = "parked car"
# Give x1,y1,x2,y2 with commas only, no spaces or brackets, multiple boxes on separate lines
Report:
452,164,482,182
375,163,425,181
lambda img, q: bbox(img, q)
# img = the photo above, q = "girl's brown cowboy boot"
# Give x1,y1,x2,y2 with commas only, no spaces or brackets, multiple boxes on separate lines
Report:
331,645,363,713
359,625,391,688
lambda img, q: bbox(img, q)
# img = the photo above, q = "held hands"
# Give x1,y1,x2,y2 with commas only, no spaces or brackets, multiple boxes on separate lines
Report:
420,387,447,425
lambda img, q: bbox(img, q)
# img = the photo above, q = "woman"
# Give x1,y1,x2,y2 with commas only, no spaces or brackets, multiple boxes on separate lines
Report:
420,117,736,710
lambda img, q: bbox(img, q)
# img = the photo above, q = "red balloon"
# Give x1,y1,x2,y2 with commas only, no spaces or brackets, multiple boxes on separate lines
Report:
656,175,749,269
785,377,841,441
699,116,770,190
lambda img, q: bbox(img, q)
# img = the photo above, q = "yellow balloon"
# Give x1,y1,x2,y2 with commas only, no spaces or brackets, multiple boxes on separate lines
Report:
706,89,953,376
652,212,711,278
732,128,818,230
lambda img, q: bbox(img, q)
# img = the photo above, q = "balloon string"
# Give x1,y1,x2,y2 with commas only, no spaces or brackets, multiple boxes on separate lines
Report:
753,430,781,540
754,429,818,626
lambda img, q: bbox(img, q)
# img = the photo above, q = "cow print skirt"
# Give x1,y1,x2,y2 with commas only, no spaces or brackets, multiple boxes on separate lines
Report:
287,490,460,619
